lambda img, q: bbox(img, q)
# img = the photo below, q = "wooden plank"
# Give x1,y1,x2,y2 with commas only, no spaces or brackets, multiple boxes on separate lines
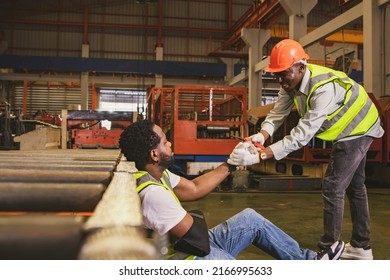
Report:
79,226,157,260
79,158,158,260
83,171,142,230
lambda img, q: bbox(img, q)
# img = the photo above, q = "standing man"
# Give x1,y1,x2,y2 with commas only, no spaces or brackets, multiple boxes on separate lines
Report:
119,119,344,260
230,39,384,260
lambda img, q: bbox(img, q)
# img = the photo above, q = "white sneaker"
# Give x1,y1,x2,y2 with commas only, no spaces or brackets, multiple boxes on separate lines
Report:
341,242,373,260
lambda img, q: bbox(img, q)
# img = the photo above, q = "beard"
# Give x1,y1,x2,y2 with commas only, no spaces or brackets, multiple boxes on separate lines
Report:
160,152,174,168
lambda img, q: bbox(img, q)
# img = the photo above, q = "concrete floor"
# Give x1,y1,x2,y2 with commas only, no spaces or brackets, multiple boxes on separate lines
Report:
182,188,390,260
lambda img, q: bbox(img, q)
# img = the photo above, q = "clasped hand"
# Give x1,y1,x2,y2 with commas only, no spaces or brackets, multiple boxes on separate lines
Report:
227,141,260,166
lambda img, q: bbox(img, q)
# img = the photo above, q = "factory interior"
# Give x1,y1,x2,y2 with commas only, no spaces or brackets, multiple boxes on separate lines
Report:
0,0,389,260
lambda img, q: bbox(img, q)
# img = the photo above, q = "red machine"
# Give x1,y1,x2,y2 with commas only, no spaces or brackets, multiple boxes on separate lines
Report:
147,85,247,156
33,110,62,126
66,110,134,149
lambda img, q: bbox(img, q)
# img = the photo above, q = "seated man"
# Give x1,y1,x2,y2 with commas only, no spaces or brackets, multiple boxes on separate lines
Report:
119,120,344,260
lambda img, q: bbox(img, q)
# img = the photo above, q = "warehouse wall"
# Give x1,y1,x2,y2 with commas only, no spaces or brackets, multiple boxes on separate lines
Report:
12,85,91,117
0,0,255,114
2,1,389,115
4,0,252,63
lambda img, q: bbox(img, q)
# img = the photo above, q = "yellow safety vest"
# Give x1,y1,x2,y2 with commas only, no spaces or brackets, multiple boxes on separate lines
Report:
293,64,379,141
135,170,195,260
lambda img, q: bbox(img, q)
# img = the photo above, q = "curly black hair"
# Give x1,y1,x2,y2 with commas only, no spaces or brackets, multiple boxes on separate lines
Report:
119,119,161,170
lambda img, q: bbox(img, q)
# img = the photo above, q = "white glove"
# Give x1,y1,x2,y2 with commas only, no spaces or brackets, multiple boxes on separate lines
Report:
249,132,265,145
227,142,247,165
227,141,260,166
232,141,248,150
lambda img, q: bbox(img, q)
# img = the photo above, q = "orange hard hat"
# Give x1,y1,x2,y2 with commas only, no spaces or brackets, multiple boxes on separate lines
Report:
264,39,310,73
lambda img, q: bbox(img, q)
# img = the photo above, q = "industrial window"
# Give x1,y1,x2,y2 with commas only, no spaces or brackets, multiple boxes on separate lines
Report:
99,89,147,113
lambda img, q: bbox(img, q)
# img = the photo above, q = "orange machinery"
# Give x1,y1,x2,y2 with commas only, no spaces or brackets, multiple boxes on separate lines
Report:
147,85,247,158
65,110,134,149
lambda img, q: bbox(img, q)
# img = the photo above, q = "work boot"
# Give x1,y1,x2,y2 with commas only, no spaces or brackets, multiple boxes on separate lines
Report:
341,242,373,260
316,241,345,260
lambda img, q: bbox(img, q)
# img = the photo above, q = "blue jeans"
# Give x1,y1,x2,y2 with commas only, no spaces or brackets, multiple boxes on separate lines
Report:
194,208,317,260
319,136,373,249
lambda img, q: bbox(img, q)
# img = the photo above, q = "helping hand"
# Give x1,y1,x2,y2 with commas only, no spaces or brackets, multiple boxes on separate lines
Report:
249,132,265,145
227,141,260,166
232,141,248,150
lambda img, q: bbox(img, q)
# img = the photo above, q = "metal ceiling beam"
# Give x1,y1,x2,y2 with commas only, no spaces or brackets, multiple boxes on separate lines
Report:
299,2,363,47
0,17,227,35
0,55,228,76
0,72,225,87
208,0,281,56
266,23,363,44
378,0,390,6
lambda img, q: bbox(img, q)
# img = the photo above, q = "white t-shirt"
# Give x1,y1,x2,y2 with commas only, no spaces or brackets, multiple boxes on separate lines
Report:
137,170,186,235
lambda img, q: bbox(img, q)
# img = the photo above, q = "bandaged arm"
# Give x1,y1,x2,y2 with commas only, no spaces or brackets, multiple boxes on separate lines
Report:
169,210,210,257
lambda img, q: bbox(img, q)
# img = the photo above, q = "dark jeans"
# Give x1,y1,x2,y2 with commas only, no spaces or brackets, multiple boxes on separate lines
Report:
319,136,373,249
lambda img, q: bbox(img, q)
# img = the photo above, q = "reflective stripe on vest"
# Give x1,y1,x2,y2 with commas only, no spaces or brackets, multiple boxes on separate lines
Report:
294,64,379,141
135,170,180,205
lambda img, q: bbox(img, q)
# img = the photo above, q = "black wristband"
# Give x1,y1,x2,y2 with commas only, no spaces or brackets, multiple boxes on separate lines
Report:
224,159,237,173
